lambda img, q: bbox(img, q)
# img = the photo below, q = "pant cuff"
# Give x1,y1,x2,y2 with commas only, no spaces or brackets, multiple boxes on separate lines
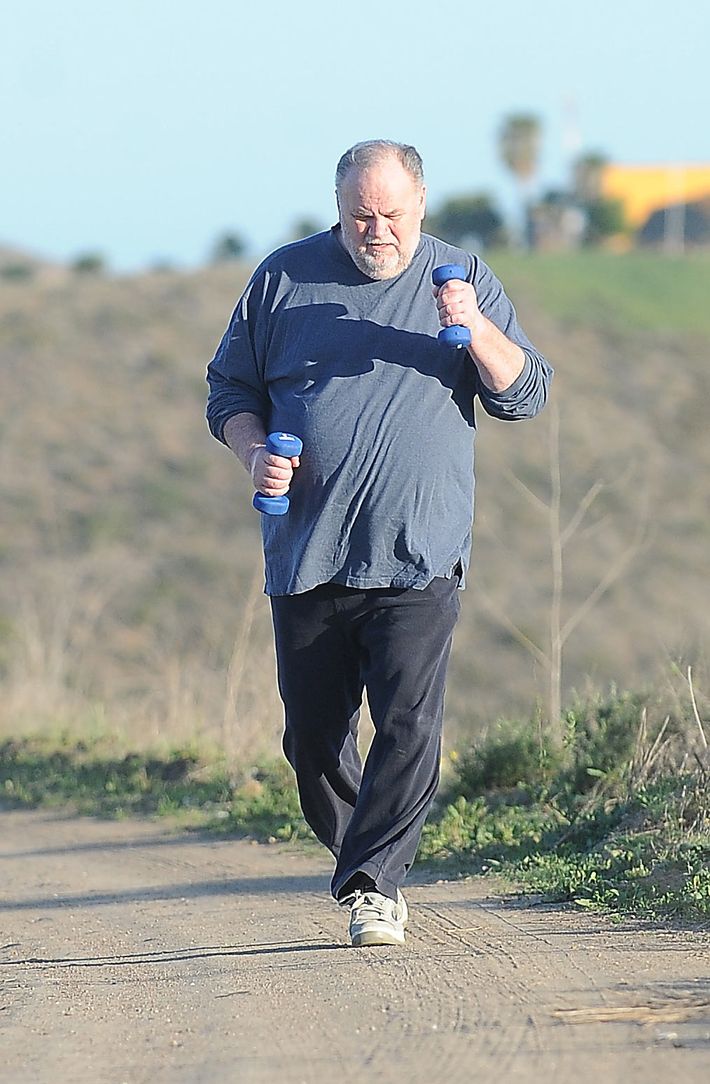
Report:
332,863,400,903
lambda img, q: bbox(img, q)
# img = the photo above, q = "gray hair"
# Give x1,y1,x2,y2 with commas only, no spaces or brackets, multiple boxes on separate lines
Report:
335,140,424,191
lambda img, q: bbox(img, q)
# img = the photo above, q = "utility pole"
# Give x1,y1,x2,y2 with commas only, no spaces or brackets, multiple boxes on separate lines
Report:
664,165,687,254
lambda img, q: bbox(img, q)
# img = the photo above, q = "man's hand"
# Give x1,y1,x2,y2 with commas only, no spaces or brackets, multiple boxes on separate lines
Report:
433,278,484,336
249,446,300,497
432,278,525,393
223,414,302,495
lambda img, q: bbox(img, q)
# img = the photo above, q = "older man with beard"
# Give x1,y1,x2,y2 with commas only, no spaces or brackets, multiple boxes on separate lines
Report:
206,140,552,947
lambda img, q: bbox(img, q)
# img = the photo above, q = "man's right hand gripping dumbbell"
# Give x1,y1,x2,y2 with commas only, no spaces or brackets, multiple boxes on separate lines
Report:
251,432,303,516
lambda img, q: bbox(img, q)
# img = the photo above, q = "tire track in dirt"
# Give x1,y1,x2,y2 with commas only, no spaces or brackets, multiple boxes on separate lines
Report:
1,810,708,1083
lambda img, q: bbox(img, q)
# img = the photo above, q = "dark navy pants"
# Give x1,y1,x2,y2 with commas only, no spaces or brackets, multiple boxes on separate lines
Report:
270,576,460,901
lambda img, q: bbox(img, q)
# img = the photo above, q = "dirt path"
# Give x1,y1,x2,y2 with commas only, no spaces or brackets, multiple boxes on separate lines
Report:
1,810,708,1083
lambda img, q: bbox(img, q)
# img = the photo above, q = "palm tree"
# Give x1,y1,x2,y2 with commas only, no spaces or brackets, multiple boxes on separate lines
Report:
498,114,541,246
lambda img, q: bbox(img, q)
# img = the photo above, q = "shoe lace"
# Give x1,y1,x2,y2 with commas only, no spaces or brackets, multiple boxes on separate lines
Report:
349,890,394,921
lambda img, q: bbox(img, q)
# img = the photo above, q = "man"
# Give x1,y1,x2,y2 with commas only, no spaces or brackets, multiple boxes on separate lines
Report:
206,140,552,947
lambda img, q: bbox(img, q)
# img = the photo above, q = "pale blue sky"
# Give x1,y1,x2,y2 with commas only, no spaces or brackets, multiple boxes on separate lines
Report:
3,0,708,270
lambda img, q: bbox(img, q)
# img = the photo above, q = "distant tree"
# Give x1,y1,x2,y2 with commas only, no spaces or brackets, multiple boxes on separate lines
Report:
211,232,247,263
290,217,324,240
583,198,627,245
573,152,608,203
71,252,106,275
0,263,34,281
498,113,541,245
570,152,627,245
427,193,506,249
530,190,586,250
149,258,177,274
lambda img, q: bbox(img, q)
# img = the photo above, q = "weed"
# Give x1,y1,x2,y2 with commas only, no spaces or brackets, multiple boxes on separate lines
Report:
451,717,561,794
222,761,312,842
1,681,708,923
423,687,710,923
0,732,314,843
560,687,654,793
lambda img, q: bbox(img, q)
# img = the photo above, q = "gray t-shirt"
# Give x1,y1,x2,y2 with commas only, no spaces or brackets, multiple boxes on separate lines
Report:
206,228,552,595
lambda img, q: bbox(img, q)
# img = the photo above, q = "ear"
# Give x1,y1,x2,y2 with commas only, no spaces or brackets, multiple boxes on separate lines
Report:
335,188,342,220
419,185,427,221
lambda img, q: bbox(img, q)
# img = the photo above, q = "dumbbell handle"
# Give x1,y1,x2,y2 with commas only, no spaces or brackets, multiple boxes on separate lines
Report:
252,432,303,516
432,264,472,348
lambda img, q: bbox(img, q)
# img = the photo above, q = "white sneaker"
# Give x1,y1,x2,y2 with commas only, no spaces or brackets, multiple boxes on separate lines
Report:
345,889,408,947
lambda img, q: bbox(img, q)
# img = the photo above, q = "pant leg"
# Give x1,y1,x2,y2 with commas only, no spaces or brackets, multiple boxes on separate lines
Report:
331,575,460,902
270,586,364,858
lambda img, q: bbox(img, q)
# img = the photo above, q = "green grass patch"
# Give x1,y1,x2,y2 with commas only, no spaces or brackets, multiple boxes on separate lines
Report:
487,249,710,338
0,733,311,843
419,777,709,922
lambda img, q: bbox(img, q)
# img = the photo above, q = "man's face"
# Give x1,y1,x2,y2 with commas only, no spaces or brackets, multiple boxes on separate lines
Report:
336,156,426,280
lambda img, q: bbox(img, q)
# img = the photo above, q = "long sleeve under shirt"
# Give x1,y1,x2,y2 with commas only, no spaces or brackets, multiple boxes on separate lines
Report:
206,227,553,596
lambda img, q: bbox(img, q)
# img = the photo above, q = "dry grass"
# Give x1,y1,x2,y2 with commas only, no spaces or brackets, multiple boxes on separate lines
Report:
552,997,710,1026
1,255,709,752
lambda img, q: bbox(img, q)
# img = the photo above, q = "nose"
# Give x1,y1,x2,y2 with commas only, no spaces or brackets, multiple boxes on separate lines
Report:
367,215,390,241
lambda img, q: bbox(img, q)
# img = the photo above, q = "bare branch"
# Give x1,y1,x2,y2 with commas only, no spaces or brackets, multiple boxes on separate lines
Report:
687,666,708,750
560,479,605,548
560,517,648,646
576,513,613,542
476,586,550,670
502,467,549,515
548,402,563,727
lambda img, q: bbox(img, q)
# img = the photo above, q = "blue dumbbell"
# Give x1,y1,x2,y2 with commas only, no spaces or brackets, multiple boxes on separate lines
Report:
432,264,472,348
252,432,303,516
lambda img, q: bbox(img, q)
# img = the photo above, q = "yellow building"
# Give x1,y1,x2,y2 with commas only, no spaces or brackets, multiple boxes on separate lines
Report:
601,164,710,228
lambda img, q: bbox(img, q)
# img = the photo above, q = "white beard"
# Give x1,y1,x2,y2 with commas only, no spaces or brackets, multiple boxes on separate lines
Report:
344,239,418,280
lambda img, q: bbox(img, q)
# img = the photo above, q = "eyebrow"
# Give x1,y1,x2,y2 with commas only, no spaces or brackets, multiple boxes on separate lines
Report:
353,208,403,216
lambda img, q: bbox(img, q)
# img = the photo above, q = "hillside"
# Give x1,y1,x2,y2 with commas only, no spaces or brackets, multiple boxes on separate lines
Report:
1,252,708,754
